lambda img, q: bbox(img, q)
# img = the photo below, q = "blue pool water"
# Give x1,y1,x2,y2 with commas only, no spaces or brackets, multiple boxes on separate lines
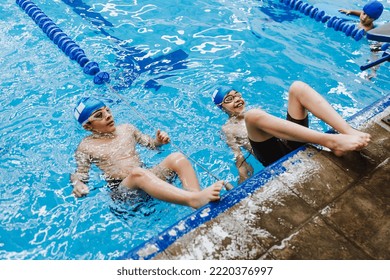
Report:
0,0,389,259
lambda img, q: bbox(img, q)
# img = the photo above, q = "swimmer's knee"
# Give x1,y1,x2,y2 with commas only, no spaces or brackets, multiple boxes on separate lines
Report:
245,108,269,127
169,152,186,161
127,167,148,182
166,152,190,170
289,80,306,91
289,81,302,94
289,81,310,99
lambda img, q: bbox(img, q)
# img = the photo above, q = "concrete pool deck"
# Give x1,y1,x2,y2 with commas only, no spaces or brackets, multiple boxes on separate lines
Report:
124,95,389,260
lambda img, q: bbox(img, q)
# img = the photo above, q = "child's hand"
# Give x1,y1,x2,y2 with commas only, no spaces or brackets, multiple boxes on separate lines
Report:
72,182,90,197
156,129,170,145
339,9,350,15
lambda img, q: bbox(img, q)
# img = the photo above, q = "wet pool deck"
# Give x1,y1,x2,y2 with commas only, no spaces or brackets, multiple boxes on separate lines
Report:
124,95,389,260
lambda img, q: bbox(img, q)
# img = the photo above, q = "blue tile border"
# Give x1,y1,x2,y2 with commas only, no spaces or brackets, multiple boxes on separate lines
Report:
346,94,390,126
119,94,389,260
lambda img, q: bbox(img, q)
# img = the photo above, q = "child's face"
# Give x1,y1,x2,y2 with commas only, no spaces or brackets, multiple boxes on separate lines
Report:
84,107,116,133
360,12,374,26
221,90,246,115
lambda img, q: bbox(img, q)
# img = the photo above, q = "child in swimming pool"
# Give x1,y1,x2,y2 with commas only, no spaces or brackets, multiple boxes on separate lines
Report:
213,81,371,183
71,97,222,209
340,1,384,79
339,0,384,32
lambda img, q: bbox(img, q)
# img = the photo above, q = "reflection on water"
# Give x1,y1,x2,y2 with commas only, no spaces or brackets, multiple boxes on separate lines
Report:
109,188,158,221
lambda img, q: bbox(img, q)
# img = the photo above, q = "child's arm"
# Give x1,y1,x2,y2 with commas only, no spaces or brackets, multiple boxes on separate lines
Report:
71,148,91,197
235,154,254,184
224,131,253,183
132,124,170,149
339,9,362,17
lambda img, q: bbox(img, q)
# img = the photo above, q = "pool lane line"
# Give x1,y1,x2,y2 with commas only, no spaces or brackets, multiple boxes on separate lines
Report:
17,0,189,91
278,0,366,41
60,0,189,92
15,0,110,85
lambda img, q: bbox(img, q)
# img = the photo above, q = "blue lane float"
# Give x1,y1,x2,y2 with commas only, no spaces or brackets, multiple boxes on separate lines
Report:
278,0,366,41
16,0,110,85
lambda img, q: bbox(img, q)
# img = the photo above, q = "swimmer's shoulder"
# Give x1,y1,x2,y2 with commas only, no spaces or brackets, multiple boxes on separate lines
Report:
74,140,93,163
222,121,239,140
224,117,243,130
77,137,93,154
118,123,137,134
221,122,231,135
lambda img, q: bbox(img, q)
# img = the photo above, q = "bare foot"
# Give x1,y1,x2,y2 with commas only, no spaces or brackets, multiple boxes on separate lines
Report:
327,133,371,156
189,181,223,209
342,127,371,140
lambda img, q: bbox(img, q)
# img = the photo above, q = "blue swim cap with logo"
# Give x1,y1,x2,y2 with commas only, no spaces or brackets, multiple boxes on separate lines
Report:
363,0,384,20
74,97,106,125
212,86,233,108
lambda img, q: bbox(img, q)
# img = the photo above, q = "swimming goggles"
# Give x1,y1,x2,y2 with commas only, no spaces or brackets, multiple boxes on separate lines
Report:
87,107,112,122
220,91,242,105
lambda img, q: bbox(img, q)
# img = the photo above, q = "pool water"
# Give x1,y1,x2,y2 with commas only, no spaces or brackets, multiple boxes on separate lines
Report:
0,0,389,259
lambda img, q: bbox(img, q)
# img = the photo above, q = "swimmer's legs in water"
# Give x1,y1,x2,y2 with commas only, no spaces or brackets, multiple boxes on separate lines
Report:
121,155,223,209
157,152,202,192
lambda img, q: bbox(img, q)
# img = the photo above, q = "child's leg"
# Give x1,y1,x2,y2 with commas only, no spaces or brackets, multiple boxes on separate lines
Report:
287,81,367,136
120,167,223,209
245,109,370,156
156,152,201,192
246,81,370,157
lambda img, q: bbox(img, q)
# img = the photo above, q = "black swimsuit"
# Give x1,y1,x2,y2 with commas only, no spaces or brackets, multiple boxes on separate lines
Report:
249,113,309,167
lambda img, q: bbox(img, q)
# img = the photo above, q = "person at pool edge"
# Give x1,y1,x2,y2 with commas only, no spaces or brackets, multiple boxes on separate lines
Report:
339,0,384,32
213,81,371,183
340,0,384,79
70,97,223,208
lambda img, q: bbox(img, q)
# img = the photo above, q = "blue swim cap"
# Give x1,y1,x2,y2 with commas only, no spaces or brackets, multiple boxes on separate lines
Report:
212,86,233,108
363,0,384,20
74,97,106,125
